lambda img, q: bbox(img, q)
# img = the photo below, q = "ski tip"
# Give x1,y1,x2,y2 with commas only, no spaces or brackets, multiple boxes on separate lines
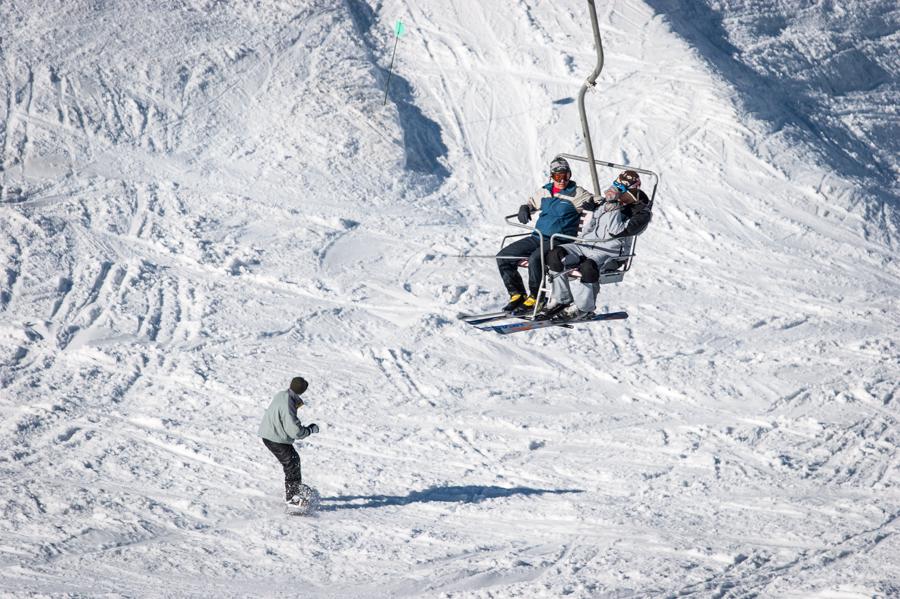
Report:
457,311,507,322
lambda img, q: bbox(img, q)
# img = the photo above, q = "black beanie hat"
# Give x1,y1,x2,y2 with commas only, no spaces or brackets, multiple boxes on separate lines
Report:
290,377,308,395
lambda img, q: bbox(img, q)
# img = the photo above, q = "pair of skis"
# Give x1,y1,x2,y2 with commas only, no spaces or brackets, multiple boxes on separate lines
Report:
457,309,628,335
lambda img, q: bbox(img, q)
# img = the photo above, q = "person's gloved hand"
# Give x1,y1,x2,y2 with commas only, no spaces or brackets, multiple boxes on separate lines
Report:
308,423,319,434
582,198,598,211
517,204,532,224
562,252,581,268
603,186,621,202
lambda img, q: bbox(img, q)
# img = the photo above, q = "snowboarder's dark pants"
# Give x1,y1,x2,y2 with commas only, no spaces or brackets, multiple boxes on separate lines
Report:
496,235,546,297
262,438,302,500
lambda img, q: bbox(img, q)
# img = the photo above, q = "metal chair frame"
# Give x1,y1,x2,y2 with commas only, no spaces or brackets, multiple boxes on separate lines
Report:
494,1,662,320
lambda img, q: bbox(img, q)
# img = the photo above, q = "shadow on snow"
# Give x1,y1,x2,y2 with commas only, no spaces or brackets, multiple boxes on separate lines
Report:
318,485,584,511
644,0,899,225
345,0,450,185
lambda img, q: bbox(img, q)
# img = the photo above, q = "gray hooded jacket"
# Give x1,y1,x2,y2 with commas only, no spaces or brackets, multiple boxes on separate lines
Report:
580,190,652,245
258,389,313,444
559,190,652,270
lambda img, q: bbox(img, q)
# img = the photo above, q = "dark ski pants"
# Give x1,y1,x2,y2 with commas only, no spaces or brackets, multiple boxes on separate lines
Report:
262,438,302,500
496,235,546,297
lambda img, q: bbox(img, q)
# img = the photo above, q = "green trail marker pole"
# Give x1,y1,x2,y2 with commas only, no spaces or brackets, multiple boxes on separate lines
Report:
383,20,406,106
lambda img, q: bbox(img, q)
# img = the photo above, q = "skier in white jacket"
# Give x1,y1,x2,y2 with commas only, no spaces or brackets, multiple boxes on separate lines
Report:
541,170,652,321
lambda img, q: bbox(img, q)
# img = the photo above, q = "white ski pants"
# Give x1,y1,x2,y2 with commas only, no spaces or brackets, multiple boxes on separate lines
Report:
549,241,625,312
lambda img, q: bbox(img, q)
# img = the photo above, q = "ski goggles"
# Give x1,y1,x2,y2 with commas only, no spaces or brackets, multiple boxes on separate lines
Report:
612,180,628,193
551,171,570,182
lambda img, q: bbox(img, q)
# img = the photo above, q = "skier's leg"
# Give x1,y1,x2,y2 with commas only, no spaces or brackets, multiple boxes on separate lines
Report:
565,282,599,316
548,248,573,303
550,244,589,304
262,438,303,500
551,273,573,305
496,237,534,296
545,246,568,272
570,260,600,312
526,240,547,297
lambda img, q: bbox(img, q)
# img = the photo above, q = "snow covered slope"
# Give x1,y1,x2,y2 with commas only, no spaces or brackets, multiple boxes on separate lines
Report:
1,0,897,596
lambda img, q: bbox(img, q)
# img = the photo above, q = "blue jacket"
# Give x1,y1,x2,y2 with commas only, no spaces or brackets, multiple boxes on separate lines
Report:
527,181,594,239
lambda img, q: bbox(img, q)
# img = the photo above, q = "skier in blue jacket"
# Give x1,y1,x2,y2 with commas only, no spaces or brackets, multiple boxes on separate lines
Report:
259,377,319,504
496,156,594,313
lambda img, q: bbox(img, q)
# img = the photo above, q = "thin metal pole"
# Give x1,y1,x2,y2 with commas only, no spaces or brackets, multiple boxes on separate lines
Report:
453,255,531,260
383,35,400,106
578,0,605,195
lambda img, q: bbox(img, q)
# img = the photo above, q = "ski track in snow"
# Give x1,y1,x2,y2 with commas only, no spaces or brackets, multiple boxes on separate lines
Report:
1,0,898,597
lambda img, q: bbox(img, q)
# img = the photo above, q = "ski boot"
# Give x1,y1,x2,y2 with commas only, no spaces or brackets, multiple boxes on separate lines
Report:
551,304,595,323
513,294,545,317
501,293,525,312
535,301,571,321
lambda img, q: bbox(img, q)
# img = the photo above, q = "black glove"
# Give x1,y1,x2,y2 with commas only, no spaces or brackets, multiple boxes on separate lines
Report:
582,198,598,211
307,423,319,434
517,204,532,224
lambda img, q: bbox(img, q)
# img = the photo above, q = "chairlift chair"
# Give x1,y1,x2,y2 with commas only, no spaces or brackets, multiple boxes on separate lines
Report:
500,158,658,317
498,0,660,320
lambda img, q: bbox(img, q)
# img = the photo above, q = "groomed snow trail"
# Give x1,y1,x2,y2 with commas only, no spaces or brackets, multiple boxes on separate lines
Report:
1,0,898,597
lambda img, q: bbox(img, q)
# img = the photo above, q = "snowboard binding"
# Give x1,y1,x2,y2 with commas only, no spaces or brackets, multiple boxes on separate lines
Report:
285,484,321,516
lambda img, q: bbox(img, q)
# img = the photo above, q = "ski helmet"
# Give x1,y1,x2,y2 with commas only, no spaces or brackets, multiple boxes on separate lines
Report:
550,156,571,174
616,170,641,190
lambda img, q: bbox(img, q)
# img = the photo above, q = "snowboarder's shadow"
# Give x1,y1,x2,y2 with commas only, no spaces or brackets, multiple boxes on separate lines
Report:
318,485,584,511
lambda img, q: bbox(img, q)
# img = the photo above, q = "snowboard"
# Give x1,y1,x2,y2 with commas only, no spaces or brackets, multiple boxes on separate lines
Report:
285,484,321,516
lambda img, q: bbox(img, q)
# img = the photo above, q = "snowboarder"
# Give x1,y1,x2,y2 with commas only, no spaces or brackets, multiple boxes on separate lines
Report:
496,156,594,314
258,376,320,505
540,170,652,321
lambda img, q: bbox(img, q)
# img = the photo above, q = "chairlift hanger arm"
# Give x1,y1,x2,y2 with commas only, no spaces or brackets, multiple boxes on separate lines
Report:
579,0,605,195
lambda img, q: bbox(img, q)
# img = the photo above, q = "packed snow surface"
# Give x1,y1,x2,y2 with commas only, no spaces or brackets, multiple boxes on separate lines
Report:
1,0,898,596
